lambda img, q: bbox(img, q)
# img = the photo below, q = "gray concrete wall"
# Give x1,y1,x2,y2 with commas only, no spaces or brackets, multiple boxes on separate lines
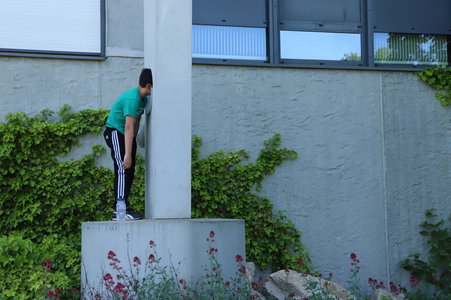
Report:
1,56,449,293
191,66,451,292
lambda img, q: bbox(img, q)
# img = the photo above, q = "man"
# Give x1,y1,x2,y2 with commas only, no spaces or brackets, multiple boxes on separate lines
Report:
103,68,152,220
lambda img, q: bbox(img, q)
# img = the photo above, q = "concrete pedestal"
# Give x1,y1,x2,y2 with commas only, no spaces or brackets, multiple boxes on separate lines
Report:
81,219,245,296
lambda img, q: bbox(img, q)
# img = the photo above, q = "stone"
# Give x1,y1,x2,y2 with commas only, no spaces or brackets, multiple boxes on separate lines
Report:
372,288,405,300
264,277,290,300
266,269,355,300
245,262,256,283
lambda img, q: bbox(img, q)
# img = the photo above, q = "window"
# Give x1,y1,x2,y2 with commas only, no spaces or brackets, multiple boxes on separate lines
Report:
374,33,449,65
192,0,450,70
193,25,266,60
0,0,105,59
280,31,361,61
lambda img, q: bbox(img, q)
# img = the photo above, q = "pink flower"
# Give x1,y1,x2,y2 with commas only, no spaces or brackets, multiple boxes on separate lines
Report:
42,258,52,268
390,281,399,294
235,254,243,262
107,251,116,260
133,256,141,265
409,275,419,288
103,273,113,281
46,290,55,298
207,247,217,255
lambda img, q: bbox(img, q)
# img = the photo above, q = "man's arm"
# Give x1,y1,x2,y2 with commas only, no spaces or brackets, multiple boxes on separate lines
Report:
135,115,141,137
123,115,135,169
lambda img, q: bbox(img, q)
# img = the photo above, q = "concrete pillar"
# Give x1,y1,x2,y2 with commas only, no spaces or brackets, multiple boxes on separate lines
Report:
143,0,192,218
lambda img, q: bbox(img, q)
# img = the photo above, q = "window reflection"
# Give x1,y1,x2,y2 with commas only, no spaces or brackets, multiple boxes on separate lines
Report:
192,25,267,60
280,31,361,61
374,33,449,65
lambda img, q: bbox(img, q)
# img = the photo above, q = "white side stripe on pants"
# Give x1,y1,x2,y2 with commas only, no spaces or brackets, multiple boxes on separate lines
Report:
112,130,125,198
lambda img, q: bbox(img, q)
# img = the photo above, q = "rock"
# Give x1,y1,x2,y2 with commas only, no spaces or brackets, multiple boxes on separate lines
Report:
266,269,355,300
245,262,256,283
264,277,290,300
372,288,405,300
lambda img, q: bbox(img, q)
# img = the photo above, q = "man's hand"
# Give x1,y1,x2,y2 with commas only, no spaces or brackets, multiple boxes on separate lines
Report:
123,153,132,169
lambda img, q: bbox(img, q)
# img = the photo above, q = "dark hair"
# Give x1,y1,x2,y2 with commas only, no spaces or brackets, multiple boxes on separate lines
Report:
139,68,153,87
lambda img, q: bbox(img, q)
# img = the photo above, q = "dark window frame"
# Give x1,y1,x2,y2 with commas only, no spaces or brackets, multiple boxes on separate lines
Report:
192,0,451,71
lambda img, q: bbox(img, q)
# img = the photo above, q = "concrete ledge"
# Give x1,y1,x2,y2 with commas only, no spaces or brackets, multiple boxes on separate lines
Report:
81,218,246,294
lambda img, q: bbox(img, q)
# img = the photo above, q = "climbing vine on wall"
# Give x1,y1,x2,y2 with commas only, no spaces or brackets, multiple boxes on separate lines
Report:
0,107,311,298
192,134,311,272
418,65,451,107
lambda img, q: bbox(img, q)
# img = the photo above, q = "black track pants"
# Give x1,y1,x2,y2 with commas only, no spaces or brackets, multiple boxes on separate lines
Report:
103,127,137,210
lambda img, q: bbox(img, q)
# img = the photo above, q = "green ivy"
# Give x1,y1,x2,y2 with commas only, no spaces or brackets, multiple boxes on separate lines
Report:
0,107,311,298
0,234,79,299
0,105,113,297
417,65,451,107
192,134,311,272
401,209,450,297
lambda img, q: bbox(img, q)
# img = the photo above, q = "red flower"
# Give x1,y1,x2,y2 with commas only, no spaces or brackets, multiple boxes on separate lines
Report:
409,275,419,288
107,250,116,260
390,281,399,294
148,254,155,262
209,230,215,238
329,272,333,278
46,290,55,298
103,273,113,281
133,256,141,265
42,258,52,268
225,281,231,287
288,292,296,297
113,282,126,293
208,247,217,255
350,253,357,260
179,279,186,285
296,258,304,265
149,240,155,247
239,265,246,274
235,254,243,262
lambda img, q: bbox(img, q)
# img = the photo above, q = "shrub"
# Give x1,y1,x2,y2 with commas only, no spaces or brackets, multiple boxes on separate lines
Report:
0,106,311,297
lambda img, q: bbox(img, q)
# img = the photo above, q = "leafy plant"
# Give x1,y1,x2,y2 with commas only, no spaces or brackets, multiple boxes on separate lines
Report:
0,107,310,297
417,65,451,107
0,234,79,299
192,134,311,272
401,209,450,297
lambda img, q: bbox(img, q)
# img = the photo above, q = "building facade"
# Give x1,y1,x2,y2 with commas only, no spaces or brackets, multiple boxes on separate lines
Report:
0,0,450,293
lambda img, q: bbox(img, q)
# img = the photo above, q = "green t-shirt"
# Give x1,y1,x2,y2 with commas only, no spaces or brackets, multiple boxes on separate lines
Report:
106,87,148,134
